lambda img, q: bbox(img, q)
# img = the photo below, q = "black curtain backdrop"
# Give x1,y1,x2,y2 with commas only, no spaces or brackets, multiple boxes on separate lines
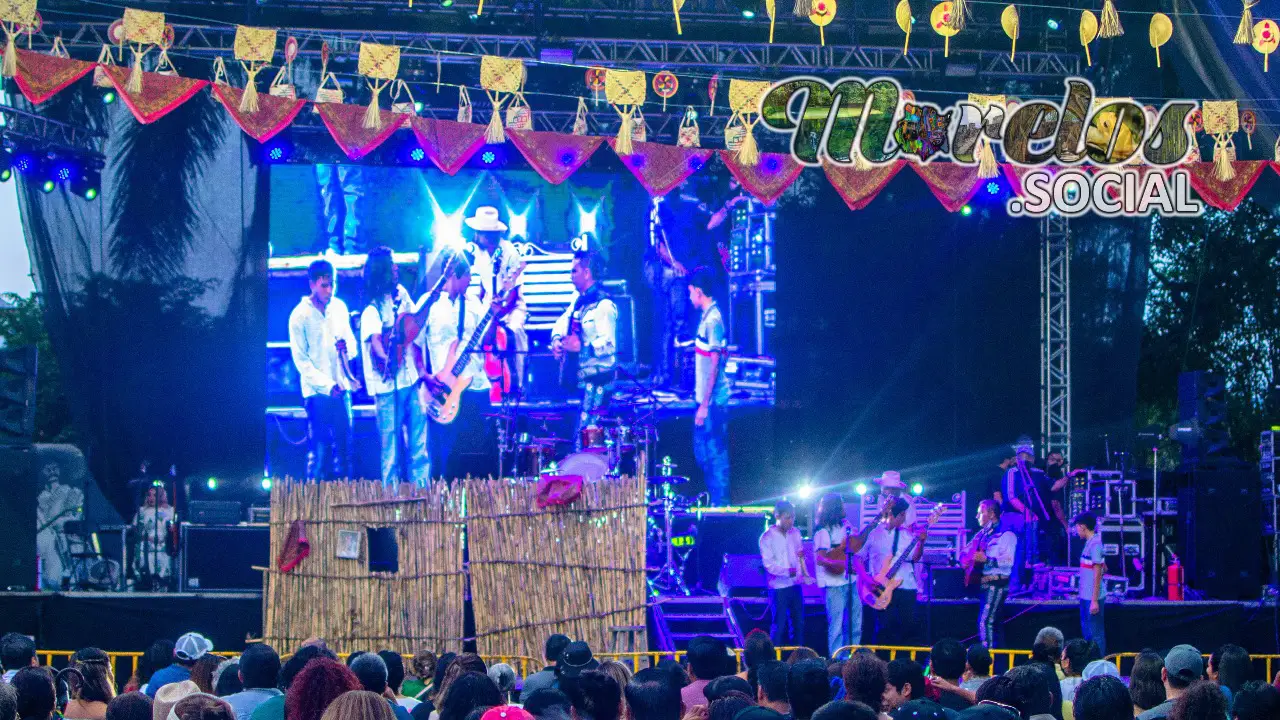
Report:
16,91,267,518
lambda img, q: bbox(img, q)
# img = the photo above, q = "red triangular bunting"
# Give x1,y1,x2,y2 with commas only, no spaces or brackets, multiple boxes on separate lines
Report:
823,160,904,210
409,117,487,176
1186,161,1267,211
14,49,94,105
609,139,713,196
211,84,306,143
509,130,603,185
909,161,982,212
315,103,408,161
718,150,803,206
102,65,209,125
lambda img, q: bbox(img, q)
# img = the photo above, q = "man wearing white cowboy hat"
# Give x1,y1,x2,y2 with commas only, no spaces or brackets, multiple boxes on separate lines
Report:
463,206,528,390
874,471,916,525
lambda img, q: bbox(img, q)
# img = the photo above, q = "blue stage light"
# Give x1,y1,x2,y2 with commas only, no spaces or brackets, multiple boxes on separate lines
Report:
13,152,39,175
261,477,273,491
410,147,426,162
53,160,77,183
986,181,1000,195
1046,18,1060,30
855,482,868,496
742,9,755,17
40,179,55,193
264,137,293,163
206,477,219,491
482,150,496,164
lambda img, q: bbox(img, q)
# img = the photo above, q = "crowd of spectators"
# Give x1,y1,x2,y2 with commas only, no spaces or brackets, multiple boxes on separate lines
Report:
1,626,1278,720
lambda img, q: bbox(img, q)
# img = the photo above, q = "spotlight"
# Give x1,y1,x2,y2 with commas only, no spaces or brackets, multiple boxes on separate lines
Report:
414,101,424,113
855,482,868,496
741,8,755,17
40,179,55,194
910,482,924,496
441,0,454,5
410,147,426,162
796,482,815,500
1046,18,1060,30
960,204,973,216
206,477,219,491
102,90,117,105
986,181,1000,195
70,169,101,200
260,477,273,491
13,151,40,175
0,167,11,182
52,159,77,183
264,137,293,163
481,150,496,164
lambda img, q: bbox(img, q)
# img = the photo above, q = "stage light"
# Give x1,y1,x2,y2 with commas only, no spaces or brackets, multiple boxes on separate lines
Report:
261,477,273,491
13,152,40,175
855,482,868,496
414,101,424,113
796,482,814,500
481,150,496,164
40,179,55,193
741,8,755,17
264,137,293,163
986,181,999,195
53,159,77,183
576,199,599,236
206,477,219,491
910,482,924,496
0,167,11,182
1046,18,1060,30
410,147,426,162
441,0,454,6
102,90,117,105
960,204,973,216
70,168,101,200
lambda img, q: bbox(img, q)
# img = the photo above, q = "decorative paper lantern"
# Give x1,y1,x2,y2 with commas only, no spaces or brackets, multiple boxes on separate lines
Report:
1253,19,1279,71
122,7,165,93
1149,13,1172,67
359,42,401,130
1202,100,1239,181
233,25,277,113
653,71,678,110
809,0,837,46
1080,11,1099,66
931,2,959,57
1001,5,1020,60
1241,109,1257,149
585,66,607,105
480,55,526,141
1236,0,1257,44
896,0,912,54
0,0,37,78
606,68,646,156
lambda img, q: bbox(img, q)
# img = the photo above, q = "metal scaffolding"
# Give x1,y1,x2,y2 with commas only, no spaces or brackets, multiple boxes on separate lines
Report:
43,21,1080,77
1039,213,1071,461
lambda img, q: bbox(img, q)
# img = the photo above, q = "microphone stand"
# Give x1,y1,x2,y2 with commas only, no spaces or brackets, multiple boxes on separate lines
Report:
844,521,854,657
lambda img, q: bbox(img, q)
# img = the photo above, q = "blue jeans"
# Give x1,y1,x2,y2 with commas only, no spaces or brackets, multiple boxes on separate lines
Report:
824,584,861,657
769,585,805,646
1080,598,1106,655
374,386,429,486
694,404,730,506
304,391,353,481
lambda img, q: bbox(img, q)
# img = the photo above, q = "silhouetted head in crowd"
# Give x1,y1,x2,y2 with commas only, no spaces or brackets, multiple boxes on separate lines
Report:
687,637,729,683
787,659,831,720
438,673,502,720
706,677,752,704
320,690,396,720
930,639,966,683
754,661,789,712
278,644,337,691
213,661,241,697
743,631,776,674
139,641,176,686
1232,681,1280,720
1060,640,1099,679
379,652,407,695
285,658,361,720
966,646,992,679
786,649,819,666
0,681,16,720
437,655,489,710
105,692,152,720
811,701,878,720
1129,651,1166,713
13,667,55,720
708,692,753,720
543,636,571,666
1169,681,1227,720
1,635,36,674
884,660,925,713
624,669,680,720
191,656,222,694
410,652,436,685
889,700,948,720
562,670,621,720
350,654,389,695
1001,665,1056,720
487,664,518,704
1032,627,1064,662
64,647,115,704
1072,676,1130,720
237,644,281,692
171,694,234,720
840,653,887,711
1208,645,1251,697
523,689,572,720
430,654,458,700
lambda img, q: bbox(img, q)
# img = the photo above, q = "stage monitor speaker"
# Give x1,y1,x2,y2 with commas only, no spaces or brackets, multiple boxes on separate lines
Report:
693,513,771,593
180,524,270,591
367,527,399,573
929,566,980,599
188,500,243,525
1177,465,1262,600
0,346,37,443
0,446,36,590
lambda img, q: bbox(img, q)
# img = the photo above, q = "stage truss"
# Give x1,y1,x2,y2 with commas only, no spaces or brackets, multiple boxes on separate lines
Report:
1040,213,1071,461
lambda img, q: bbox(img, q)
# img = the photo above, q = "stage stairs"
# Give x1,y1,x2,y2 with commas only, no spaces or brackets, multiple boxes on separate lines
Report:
651,595,744,652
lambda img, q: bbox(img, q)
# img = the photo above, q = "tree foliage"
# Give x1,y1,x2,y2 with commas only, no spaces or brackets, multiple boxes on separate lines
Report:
0,292,76,443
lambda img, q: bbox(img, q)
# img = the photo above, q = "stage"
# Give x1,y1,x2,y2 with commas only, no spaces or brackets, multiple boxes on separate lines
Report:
4,590,1276,657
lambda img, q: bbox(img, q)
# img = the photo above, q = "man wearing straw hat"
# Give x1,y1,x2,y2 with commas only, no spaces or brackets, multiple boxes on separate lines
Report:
464,206,528,390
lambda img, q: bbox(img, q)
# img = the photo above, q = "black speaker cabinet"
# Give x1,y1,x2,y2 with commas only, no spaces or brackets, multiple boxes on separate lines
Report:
0,446,36,590
180,523,270,592
1177,465,1263,600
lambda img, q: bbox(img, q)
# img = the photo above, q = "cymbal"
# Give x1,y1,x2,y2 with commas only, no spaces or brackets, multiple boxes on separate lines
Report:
528,412,562,421
531,437,570,445
648,475,689,485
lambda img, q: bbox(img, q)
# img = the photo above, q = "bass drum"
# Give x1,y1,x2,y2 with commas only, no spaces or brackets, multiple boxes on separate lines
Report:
557,452,611,484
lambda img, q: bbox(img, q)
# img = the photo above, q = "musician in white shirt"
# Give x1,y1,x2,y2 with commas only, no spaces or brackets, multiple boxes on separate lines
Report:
966,499,1017,648
758,500,806,646
551,243,618,449
856,497,926,646
813,493,861,656
421,257,490,479
359,247,428,486
287,260,359,481
465,207,528,388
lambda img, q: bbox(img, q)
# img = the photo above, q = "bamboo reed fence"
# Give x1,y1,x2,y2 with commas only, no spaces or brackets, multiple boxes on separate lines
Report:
263,479,467,653
466,475,649,661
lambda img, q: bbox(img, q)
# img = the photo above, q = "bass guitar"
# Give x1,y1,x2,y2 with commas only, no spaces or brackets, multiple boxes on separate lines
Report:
857,503,946,610
371,249,456,381
425,267,522,425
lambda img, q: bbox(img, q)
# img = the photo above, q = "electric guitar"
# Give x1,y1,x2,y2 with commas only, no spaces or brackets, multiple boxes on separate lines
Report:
816,506,891,570
371,249,455,381
424,268,522,425
858,503,946,610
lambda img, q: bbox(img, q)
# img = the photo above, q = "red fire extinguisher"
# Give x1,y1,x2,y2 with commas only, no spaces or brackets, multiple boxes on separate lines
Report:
1168,554,1184,601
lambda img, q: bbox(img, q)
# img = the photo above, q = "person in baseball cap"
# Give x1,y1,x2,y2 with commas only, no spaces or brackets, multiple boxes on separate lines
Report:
144,634,213,699
1136,645,1204,720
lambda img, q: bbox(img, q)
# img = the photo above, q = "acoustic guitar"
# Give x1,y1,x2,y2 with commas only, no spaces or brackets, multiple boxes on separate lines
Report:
371,250,456,382
857,503,946,610
961,524,998,586
815,506,892,570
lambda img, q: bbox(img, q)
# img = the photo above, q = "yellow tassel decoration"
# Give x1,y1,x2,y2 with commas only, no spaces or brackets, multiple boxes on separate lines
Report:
1099,0,1123,38
239,64,263,113
363,81,386,130
794,0,812,18
736,118,760,167
615,106,635,156
485,92,507,143
127,46,146,94
2,27,17,79
1213,139,1236,181
1235,0,1256,44
947,0,967,31
976,135,999,178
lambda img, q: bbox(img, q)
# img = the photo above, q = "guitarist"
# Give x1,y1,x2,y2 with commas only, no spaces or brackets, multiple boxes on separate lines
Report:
551,242,618,450
287,259,359,481
856,497,926,645
423,256,491,480
963,499,1017,648
465,207,528,389
813,493,861,656
360,246,428,487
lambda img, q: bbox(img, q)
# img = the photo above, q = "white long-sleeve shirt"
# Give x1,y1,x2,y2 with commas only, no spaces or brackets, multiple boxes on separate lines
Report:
859,525,919,591
979,527,1018,578
551,285,618,378
758,525,803,590
288,295,359,398
422,293,489,392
